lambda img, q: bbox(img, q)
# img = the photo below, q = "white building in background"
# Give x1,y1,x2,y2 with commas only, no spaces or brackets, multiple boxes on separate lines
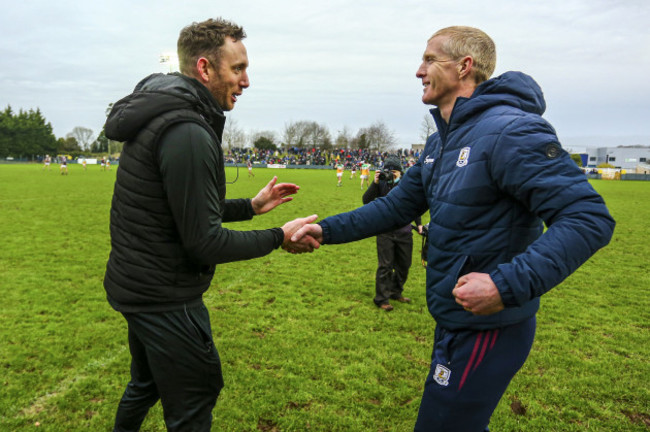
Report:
415,143,650,171
582,146,650,170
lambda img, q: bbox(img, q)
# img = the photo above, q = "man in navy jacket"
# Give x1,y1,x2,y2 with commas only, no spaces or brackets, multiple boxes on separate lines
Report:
290,26,615,431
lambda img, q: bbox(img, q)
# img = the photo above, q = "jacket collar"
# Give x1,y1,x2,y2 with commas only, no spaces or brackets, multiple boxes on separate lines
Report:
173,73,226,138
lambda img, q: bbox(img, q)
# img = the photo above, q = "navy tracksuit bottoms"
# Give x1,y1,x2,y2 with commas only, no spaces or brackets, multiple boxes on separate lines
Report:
414,316,536,431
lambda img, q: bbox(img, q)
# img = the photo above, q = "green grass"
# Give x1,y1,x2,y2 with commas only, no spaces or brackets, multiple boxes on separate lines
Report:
0,163,648,431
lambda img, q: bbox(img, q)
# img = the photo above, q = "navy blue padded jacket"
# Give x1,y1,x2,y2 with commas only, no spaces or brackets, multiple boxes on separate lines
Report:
320,71,615,330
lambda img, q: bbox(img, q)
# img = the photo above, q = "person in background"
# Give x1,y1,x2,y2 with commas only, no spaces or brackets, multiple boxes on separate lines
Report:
359,161,371,189
336,161,344,187
103,17,318,431
363,154,422,311
289,25,615,431
59,156,68,175
247,158,255,178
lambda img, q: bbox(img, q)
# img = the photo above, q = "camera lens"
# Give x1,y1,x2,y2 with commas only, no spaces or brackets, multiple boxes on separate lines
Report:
379,169,393,182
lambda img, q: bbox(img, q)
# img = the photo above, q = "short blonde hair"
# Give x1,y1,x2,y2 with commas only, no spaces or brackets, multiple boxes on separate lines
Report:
430,26,496,84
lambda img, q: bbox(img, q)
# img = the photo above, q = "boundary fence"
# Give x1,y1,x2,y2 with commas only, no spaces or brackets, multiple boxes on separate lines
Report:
4,159,650,181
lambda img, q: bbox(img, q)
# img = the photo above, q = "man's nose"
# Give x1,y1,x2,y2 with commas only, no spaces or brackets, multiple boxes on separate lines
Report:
416,63,426,78
241,71,250,88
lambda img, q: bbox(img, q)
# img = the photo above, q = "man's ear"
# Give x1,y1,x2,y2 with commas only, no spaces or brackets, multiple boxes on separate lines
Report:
457,56,473,80
196,57,211,83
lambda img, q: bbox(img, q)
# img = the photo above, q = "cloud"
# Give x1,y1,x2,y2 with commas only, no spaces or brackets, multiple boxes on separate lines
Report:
1,0,648,147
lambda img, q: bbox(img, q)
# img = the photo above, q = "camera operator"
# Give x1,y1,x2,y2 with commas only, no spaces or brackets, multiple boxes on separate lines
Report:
363,155,422,311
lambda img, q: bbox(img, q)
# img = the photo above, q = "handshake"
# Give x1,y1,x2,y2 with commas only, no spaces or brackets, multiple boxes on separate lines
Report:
280,214,323,254
249,177,323,254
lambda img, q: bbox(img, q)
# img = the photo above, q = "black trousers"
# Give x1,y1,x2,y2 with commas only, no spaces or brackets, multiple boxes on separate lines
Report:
113,303,224,432
374,231,413,306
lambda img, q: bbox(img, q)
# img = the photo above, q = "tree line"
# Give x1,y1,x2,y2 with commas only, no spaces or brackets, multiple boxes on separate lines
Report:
223,119,398,152
0,105,122,160
224,117,436,153
1,102,437,160
0,106,58,159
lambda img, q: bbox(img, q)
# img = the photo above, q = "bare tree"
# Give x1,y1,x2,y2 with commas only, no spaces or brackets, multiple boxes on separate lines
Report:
67,126,94,151
420,114,437,143
222,118,246,151
357,120,396,152
282,122,300,148
283,120,331,149
335,126,352,149
304,122,332,149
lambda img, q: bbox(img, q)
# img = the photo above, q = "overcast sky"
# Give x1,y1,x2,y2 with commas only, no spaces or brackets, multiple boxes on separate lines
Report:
1,0,649,150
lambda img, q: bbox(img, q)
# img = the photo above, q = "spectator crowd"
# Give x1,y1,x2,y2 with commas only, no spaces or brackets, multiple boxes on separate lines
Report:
224,147,422,169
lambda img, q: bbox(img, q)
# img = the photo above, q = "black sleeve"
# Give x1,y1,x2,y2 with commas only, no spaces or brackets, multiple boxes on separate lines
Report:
362,182,380,205
158,122,283,265
222,198,255,223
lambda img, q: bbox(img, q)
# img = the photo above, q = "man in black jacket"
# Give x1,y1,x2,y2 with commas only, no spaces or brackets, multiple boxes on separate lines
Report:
363,155,422,311
103,18,317,431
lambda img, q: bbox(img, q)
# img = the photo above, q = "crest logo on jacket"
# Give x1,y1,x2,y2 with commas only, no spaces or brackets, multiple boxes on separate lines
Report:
456,147,470,167
434,364,451,386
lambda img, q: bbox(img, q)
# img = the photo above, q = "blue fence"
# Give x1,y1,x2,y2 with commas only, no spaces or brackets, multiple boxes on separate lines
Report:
621,173,650,181
5,160,650,181
225,163,332,170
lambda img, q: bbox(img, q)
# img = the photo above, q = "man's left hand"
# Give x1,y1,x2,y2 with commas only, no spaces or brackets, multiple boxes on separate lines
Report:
452,272,505,315
251,176,300,215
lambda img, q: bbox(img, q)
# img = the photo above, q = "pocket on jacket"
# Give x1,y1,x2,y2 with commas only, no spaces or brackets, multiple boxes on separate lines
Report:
458,253,499,276
453,255,470,280
433,255,469,300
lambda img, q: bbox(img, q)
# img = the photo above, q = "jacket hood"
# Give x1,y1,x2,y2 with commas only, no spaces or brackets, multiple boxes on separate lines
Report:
105,73,225,142
436,71,546,128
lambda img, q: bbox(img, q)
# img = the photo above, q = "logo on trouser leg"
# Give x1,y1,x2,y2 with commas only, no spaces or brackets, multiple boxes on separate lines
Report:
434,364,451,386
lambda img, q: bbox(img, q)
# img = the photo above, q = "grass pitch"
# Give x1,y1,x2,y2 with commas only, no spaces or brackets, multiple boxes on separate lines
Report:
0,163,648,431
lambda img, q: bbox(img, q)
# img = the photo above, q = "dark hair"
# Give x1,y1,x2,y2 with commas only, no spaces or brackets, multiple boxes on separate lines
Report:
177,18,246,76
383,155,403,172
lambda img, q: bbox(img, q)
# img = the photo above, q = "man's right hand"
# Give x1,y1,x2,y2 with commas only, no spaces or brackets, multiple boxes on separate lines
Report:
288,223,324,253
281,215,321,253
